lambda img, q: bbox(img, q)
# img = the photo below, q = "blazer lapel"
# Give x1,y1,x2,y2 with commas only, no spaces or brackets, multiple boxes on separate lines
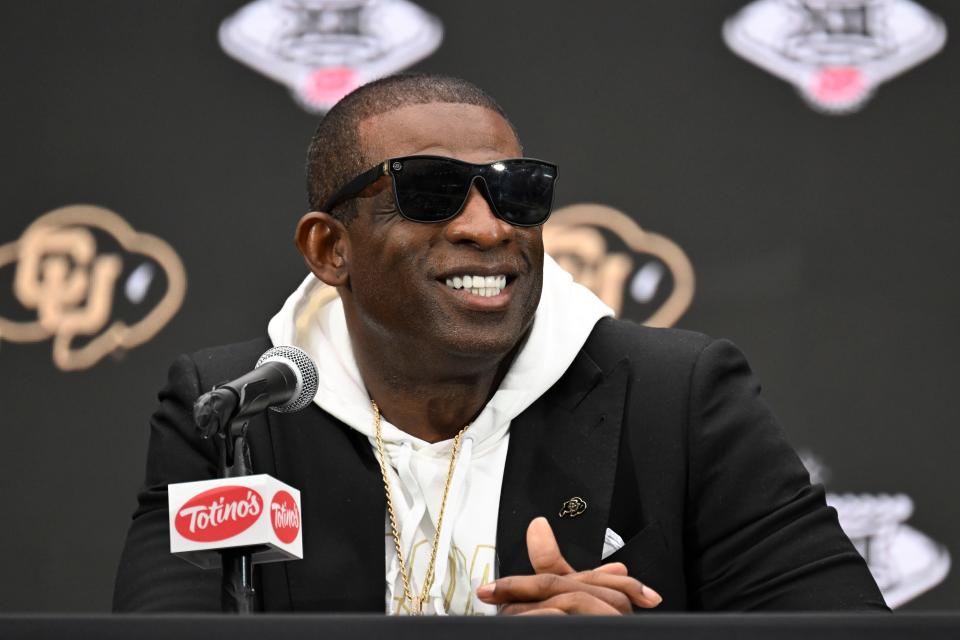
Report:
497,352,629,576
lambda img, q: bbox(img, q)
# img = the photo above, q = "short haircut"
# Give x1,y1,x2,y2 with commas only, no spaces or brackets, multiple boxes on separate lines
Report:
305,73,518,223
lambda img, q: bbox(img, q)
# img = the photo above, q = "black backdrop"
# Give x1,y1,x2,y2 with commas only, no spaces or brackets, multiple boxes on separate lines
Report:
1,0,957,611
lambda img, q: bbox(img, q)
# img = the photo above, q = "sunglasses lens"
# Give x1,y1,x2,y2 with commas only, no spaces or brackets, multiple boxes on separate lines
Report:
486,160,556,226
392,158,472,222
390,157,557,225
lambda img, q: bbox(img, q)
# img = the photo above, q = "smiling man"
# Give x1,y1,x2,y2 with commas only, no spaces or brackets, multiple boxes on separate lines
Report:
114,74,886,614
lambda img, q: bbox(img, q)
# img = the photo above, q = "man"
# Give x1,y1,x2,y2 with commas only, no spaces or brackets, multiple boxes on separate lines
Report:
114,74,887,614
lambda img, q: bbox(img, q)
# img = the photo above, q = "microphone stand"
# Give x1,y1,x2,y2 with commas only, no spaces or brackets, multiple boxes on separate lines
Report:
216,419,258,614
195,390,262,614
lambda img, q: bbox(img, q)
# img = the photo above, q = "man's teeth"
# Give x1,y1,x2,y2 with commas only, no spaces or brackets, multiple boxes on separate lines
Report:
444,274,508,296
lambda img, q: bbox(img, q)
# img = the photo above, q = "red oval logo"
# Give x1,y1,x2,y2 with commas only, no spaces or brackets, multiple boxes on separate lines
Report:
271,490,300,544
174,485,263,542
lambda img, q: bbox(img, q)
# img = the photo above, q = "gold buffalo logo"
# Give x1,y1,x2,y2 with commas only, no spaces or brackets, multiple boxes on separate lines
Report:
559,496,588,518
0,205,187,370
544,204,695,327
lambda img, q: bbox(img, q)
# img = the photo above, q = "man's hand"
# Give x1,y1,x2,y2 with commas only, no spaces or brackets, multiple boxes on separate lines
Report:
476,517,662,615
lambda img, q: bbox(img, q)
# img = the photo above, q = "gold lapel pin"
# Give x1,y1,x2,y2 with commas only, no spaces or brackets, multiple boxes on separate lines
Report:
559,497,587,518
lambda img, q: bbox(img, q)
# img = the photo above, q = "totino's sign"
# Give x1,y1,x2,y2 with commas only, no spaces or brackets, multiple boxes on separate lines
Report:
168,474,303,569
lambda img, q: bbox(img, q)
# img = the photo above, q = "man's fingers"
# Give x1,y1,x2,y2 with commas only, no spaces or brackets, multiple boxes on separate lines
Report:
500,592,621,616
513,517,662,612
566,570,662,608
526,517,575,575
477,574,632,614
526,517,574,575
516,607,567,616
594,562,629,576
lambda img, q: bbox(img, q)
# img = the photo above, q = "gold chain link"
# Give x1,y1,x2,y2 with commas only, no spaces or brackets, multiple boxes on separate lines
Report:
372,400,467,615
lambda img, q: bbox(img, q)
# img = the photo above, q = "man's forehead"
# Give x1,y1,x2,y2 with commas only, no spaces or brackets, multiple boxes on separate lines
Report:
356,102,521,163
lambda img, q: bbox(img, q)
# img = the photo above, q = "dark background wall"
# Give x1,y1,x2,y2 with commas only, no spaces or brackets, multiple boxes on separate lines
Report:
0,0,957,611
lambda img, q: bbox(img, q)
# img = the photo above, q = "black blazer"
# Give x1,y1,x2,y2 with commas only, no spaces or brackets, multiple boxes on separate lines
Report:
113,318,887,612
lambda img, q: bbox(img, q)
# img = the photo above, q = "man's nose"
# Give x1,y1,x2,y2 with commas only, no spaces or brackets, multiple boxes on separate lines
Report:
443,181,514,249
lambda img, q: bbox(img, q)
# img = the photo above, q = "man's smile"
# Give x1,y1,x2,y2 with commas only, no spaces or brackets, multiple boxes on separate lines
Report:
435,273,518,310
445,274,508,295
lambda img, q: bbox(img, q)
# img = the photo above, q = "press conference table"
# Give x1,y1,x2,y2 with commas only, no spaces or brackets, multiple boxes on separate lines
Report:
1,614,957,640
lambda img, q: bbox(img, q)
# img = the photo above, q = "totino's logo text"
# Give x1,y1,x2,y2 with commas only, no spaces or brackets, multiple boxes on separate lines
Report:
175,486,263,542
271,490,301,544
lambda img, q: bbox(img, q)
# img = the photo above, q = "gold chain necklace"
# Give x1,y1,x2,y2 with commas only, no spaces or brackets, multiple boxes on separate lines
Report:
372,400,468,615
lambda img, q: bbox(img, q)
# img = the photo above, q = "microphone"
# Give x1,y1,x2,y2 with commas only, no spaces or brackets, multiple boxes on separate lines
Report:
194,345,319,436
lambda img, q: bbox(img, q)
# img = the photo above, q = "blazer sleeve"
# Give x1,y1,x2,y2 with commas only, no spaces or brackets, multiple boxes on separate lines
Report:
112,354,222,612
684,339,888,611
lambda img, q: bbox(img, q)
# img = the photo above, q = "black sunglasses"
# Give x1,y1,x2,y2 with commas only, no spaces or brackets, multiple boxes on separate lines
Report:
321,155,558,227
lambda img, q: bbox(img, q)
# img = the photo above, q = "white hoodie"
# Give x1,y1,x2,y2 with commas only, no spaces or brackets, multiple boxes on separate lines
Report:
267,255,612,615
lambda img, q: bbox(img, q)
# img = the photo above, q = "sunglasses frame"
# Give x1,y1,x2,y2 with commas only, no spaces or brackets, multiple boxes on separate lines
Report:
320,155,559,227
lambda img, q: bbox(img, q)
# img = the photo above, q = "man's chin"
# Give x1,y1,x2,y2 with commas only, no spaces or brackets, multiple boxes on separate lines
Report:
434,321,533,363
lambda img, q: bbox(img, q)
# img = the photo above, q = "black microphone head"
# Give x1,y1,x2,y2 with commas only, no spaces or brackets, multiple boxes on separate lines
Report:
256,345,319,413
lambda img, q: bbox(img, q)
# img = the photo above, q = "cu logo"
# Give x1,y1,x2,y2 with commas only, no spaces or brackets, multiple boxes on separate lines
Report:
559,497,588,519
544,204,695,328
0,205,186,370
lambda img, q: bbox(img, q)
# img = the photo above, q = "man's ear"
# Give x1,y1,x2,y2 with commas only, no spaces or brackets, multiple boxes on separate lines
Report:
295,211,349,287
